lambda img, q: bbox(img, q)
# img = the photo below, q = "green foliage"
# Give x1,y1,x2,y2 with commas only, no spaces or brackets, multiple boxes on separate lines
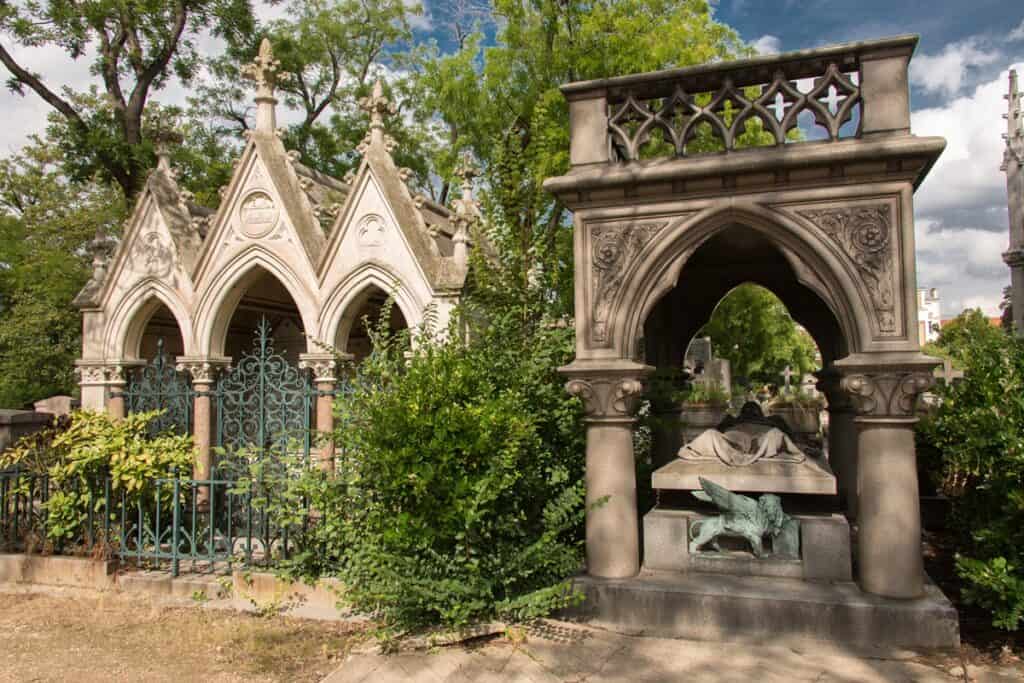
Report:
1,0,258,198
1,411,194,542
916,320,1024,630
680,382,731,406
923,308,1004,369
698,284,819,389
0,137,125,407
322,300,585,629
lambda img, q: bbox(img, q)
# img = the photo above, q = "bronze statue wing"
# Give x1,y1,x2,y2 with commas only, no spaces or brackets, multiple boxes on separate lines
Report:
693,477,759,517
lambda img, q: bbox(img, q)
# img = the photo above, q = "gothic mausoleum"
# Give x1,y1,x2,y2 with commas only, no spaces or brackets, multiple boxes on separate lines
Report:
73,40,478,479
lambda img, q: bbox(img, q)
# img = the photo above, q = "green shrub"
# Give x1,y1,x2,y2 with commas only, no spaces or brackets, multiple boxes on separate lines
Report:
1,410,194,543
917,319,1024,629
316,302,585,630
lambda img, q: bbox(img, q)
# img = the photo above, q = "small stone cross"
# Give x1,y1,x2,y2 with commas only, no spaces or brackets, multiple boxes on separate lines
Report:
242,39,289,100
780,365,795,393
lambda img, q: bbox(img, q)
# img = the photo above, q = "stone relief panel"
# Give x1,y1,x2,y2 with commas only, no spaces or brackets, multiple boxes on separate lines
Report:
239,190,280,238
794,203,901,337
588,220,669,346
356,213,386,248
132,230,174,279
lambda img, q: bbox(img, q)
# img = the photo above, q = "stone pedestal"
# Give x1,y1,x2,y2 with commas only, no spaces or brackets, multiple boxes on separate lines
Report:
643,507,852,581
563,362,651,579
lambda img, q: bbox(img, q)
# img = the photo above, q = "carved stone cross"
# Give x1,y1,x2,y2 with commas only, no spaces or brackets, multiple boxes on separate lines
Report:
241,38,289,100
781,365,795,393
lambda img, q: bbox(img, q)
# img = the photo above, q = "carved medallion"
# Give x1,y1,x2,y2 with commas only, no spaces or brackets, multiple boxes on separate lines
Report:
137,231,173,278
797,204,898,335
239,191,279,238
589,221,668,345
356,214,386,247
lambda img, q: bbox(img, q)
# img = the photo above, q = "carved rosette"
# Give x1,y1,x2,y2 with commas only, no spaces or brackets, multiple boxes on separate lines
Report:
75,363,109,387
565,376,645,421
589,221,668,345
797,204,899,335
176,359,230,386
840,371,934,419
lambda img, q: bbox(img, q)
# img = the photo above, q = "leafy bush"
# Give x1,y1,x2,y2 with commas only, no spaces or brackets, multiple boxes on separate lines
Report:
917,317,1024,630
307,300,586,630
1,410,194,543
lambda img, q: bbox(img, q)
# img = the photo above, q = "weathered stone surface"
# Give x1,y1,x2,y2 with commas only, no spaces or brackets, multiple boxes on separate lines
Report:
562,570,960,649
651,457,837,495
643,508,851,581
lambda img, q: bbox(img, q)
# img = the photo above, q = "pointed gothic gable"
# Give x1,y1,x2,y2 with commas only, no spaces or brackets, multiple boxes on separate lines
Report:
74,167,204,310
321,141,465,293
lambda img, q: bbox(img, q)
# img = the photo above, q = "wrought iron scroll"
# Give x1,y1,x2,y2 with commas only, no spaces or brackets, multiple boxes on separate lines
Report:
214,318,313,466
125,338,193,436
608,63,861,161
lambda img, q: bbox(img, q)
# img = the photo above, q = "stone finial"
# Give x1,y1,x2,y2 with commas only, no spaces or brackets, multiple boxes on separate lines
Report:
358,79,398,151
152,128,183,173
242,39,290,132
450,152,481,269
87,228,118,283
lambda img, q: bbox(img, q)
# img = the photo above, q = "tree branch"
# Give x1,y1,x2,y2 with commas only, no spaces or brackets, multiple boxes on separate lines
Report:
0,41,86,131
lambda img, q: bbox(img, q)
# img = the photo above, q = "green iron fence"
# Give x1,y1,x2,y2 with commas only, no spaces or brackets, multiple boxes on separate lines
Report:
122,338,193,437
0,467,306,576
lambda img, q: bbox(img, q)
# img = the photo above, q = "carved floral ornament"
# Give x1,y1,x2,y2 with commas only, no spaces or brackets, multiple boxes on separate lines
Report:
840,370,933,418
589,220,668,346
565,376,645,420
795,203,899,336
298,356,338,383
175,360,230,384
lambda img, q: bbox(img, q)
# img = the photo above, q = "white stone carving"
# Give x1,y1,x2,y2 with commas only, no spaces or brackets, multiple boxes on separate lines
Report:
239,191,279,238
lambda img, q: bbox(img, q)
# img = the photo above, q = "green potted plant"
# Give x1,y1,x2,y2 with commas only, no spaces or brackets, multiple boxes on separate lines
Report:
767,390,825,436
680,381,730,444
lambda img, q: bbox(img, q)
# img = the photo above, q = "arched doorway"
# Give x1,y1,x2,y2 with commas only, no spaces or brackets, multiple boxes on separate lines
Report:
334,284,410,363
122,301,192,436
212,267,314,461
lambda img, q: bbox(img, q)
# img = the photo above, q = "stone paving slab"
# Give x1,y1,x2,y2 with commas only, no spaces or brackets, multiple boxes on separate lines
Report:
322,619,1024,683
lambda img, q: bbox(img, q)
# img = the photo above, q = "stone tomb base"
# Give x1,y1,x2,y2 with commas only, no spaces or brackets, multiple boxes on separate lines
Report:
652,456,837,495
643,507,852,581
562,571,960,649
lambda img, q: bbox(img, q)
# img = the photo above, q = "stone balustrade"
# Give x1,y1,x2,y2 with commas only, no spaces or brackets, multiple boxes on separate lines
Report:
561,35,917,166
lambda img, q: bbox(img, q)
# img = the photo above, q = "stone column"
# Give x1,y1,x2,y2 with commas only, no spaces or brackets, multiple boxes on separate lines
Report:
817,369,859,519
105,365,128,419
564,366,648,579
177,359,229,501
299,353,348,473
839,362,935,599
74,361,109,412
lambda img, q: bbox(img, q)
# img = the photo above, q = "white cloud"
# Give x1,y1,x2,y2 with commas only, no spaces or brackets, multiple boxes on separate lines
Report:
909,39,1000,96
1010,18,1024,42
404,0,433,31
751,35,782,55
911,65,1024,317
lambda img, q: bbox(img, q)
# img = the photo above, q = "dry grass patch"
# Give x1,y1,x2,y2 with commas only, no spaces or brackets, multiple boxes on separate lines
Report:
0,589,366,682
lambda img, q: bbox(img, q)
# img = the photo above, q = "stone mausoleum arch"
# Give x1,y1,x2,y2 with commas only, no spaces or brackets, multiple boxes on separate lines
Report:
547,35,955,642
195,250,320,360
106,280,195,362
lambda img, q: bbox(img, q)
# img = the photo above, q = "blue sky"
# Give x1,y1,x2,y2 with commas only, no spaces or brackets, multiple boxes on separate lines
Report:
2,0,1023,315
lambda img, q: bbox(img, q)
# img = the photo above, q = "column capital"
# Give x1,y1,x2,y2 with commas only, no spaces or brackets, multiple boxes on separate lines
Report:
1004,249,1024,268
74,360,144,387
175,356,231,385
833,354,938,420
560,360,653,422
298,352,352,384
814,367,855,413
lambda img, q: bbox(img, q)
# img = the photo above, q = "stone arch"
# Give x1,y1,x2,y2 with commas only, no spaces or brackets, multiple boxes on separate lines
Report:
615,204,871,364
194,247,320,357
105,279,195,361
319,262,424,354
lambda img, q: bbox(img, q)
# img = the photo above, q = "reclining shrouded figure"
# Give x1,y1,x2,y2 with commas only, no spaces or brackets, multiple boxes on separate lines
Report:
678,401,806,467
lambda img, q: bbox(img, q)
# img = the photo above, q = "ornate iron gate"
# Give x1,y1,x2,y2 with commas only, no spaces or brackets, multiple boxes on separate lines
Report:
124,338,193,436
214,318,313,462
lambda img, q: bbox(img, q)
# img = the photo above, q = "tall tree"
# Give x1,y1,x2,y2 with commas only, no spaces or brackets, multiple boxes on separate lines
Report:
0,0,256,199
697,284,819,389
0,137,124,406
412,0,748,314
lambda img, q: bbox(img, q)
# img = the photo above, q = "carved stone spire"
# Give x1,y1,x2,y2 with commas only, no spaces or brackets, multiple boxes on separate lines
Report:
357,79,398,152
242,39,290,133
450,151,480,269
1004,69,1024,336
